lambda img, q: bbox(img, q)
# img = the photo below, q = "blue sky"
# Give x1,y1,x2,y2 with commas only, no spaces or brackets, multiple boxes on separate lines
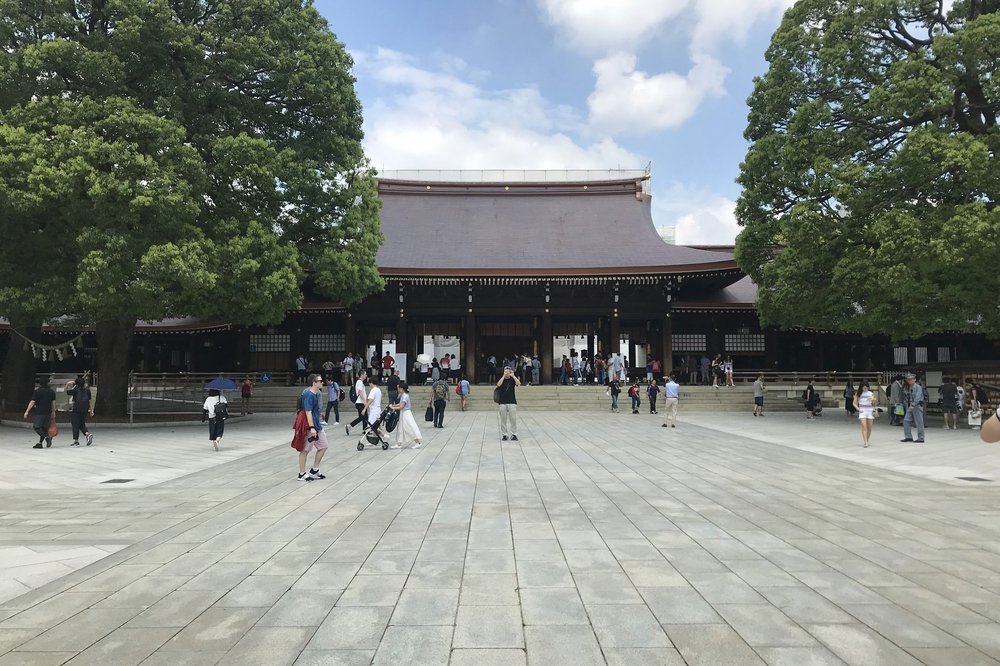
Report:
314,0,796,244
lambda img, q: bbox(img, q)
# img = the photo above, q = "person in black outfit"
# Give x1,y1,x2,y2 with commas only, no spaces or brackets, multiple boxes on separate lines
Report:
386,370,400,405
23,379,57,448
65,376,95,447
497,366,520,441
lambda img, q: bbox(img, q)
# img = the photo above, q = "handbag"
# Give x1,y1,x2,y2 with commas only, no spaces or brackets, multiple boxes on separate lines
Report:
424,405,433,422
493,387,501,404
47,415,59,438
893,403,905,416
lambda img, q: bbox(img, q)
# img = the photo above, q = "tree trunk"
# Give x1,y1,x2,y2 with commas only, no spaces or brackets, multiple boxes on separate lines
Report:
0,321,40,414
95,318,136,418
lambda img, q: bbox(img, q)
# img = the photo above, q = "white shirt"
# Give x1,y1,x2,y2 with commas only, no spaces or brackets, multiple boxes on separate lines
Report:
343,356,354,369
295,357,307,370
203,395,227,418
367,387,383,424
354,379,366,404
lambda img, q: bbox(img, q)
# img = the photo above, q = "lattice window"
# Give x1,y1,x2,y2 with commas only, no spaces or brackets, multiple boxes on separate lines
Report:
724,333,765,352
310,334,345,352
249,334,290,352
673,334,706,352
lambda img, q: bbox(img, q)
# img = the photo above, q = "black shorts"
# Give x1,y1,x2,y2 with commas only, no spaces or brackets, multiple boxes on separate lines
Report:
942,402,957,414
754,396,764,407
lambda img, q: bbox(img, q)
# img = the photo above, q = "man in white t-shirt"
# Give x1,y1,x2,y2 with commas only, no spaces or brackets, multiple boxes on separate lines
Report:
346,369,368,435
365,376,384,432
342,354,355,385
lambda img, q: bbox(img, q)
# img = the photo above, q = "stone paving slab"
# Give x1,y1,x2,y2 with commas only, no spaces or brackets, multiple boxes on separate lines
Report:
0,411,998,663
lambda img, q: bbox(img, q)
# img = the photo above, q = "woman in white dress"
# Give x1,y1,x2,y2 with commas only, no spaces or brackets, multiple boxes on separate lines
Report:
853,381,878,448
388,383,422,449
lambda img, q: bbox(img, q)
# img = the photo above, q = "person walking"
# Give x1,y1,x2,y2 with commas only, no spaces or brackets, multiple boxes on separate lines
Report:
294,354,308,385
752,373,766,416
531,356,541,385
699,354,710,385
651,357,662,383
889,376,905,426
940,377,959,430
611,353,625,383
487,354,498,383
386,369,400,406
647,379,660,414
609,378,621,412
843,380,857,416
723,356,734,387
65,376,95,447
688,355,698,385
203,388,228,451
628,380,641,414
645,359,654,384
430,374,450,428
323,378,341,426
342,353,355,386
298,374,330,481
458,375,471,411
901,373,926,443
854,381,878,448
661,375,679,428
365,376,386,435
388,382,422,449
439,353,451,383
497,366,520,441
240,375,254,415
346,369,369,435
803,380,819,420
23,379,57,449
595,355,606,386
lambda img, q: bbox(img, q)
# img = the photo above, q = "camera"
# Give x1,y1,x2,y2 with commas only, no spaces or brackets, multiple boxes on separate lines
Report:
307,434,318,443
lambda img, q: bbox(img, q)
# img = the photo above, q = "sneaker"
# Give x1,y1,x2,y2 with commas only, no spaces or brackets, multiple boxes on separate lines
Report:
320,420,328,426
309,468,327,479
71,441,80,447
32,443,43,449
671,424,676,428
915,439,925,443
213,439,219,451
501,435,508,441
412,443,422,449
900,438,913,442
297,472,313,482
661,424,668,428
45,437,52,448
510,435,518,441
345,425,350,436
85,433,94,446
333,422,339,426
388,444,402,449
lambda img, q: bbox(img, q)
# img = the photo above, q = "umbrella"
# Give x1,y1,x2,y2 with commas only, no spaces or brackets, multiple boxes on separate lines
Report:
205,377,238,391
416,353,432,365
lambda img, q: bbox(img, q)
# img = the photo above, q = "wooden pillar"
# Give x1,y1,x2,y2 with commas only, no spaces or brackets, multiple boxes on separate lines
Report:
395,316,407,382
662,311,673,376
610,315,621,354
464,311,476,383
541,310,553,385
345,314,356,356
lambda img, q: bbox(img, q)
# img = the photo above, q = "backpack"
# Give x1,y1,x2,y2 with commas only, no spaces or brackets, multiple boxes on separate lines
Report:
434,382,447,399
350,382,358,402
214,397,229,421
295,389,308,412
801,389,809,401
338,388,346,402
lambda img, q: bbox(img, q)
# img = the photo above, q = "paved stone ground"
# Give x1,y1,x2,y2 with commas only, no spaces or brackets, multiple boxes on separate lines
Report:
0,411,999,665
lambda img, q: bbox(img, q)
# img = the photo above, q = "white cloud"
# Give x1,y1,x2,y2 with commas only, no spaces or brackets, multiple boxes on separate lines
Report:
690,0,797,55
673,197,740,245
538,0,689,54
357,49,642,170
587,52,727,134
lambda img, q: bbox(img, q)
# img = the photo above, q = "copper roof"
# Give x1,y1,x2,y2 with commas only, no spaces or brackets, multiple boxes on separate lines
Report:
375,178,739,276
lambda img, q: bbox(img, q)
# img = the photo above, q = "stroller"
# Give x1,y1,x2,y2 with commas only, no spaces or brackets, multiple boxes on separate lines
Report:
357,406,400,451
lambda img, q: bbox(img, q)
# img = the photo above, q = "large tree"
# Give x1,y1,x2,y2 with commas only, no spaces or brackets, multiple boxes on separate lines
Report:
736,0,999,341
0,0,383,416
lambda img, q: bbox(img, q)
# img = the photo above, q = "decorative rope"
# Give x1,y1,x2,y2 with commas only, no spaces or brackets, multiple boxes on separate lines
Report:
10,327,83,362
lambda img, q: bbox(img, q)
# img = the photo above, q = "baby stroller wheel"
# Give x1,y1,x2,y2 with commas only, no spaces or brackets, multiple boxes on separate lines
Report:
382,442,389,450
357,442,364,451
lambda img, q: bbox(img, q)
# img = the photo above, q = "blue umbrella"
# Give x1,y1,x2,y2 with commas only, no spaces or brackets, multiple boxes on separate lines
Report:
205,377,238,391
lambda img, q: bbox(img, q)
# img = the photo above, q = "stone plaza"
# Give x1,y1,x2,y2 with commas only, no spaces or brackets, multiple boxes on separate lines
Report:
1,409,999,665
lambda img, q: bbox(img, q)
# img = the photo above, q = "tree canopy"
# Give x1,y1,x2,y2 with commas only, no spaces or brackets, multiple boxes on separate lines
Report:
735,0,999,341
0,0,383,414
